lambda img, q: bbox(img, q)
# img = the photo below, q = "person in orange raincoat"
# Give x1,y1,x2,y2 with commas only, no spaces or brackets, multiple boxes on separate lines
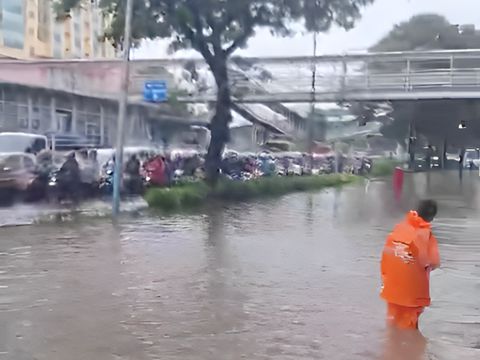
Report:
380,200,440,330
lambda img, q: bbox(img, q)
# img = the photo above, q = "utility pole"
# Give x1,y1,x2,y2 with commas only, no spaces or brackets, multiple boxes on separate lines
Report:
407,118,416,171
112,0,133,218
309,32,318,170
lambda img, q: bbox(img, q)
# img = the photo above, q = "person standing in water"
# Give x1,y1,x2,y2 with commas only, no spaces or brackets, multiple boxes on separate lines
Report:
380,200,440,330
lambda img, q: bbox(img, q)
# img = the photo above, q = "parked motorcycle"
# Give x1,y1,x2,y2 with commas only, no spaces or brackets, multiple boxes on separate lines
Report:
47,170,79,203
227,171,254,181
99,169,114,196
358,158,372,176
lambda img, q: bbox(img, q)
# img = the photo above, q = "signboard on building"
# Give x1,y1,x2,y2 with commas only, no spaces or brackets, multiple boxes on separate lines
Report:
143,81,168,102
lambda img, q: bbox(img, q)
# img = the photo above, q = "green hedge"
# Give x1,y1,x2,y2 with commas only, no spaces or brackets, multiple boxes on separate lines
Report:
144,181,209,210
145,174,357,211
371,159,402,177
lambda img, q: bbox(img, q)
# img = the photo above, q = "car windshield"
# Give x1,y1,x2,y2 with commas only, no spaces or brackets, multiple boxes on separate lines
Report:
465,150,477,158
0,134,45,153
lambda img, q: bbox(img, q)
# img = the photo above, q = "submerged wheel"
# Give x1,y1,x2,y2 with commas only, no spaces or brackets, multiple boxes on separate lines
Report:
0,188,15,206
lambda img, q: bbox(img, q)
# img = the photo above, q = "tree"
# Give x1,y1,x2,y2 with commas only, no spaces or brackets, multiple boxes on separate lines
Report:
372,14,455,52
58,0,374,181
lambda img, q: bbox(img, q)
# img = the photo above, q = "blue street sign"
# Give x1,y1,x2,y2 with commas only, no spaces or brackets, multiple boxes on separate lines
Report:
144,80,168,102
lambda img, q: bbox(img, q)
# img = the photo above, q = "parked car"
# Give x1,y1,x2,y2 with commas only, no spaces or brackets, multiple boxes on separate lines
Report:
0,132,48,154
463,149,480,169
0,153,37,205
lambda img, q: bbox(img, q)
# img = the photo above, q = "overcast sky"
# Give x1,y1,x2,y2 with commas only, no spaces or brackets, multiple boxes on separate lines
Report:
133,0,480,59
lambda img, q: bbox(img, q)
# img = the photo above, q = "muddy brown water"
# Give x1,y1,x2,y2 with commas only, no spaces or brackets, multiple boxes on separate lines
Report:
0,172,479,359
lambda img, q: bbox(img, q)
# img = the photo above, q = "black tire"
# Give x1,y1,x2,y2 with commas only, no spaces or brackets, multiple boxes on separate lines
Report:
0,188,15,207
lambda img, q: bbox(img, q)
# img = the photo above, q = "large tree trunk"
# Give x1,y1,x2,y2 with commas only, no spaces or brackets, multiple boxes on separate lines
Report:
205,55,232,183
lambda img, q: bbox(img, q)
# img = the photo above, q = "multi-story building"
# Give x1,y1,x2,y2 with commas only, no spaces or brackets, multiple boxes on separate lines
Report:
0,60,200,148
0,4,197,148
0,1,136,148
0,0,116,59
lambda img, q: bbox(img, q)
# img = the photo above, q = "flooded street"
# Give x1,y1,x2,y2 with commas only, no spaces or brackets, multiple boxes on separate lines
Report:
1,172,479,359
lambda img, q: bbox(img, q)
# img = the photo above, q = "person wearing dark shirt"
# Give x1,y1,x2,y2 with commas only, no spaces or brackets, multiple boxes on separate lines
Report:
125,154,140,176
59,152,81,201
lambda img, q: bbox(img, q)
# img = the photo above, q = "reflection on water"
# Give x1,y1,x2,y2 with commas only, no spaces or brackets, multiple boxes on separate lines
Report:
0,198,148,228
0,172,479,359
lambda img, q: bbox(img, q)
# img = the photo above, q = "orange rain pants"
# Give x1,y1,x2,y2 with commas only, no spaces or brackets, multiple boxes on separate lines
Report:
387,303,424,330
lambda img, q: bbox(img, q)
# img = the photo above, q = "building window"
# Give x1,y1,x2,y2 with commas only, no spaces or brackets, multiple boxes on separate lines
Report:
32,119,40,130
38,26,49,42
3,1,22,14
37,0,50,42
19,118,29,129
18,104,28,129
53,31,63,58
3,37,23,49
1,0,25,49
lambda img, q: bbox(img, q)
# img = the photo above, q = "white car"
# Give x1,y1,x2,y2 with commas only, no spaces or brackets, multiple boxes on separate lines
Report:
463,150,480,168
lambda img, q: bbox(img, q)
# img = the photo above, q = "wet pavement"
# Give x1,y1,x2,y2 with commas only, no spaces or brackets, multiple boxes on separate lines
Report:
0,172,479,359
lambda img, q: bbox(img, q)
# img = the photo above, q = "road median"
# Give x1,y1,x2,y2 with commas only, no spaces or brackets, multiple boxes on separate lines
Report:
145,174,357,212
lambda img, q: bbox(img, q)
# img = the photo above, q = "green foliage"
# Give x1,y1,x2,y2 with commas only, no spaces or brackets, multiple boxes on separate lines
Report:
372,14,480,52
371,159,401,177
145,175,357,211
213,174,357,200
166,90,189,112
53,0,79,14
145,182,209,210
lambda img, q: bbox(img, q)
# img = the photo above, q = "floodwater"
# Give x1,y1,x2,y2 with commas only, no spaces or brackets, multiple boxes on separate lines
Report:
0,172,479,360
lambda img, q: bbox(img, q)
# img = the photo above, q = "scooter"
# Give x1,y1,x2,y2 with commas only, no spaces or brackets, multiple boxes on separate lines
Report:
99,169,114,196
47,170,79,203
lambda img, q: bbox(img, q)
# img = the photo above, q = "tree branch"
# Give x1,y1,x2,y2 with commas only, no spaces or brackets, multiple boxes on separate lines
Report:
205,13,223,55
184,1,217,63
166,1,214,64
223,9,264,56
225,27,254,56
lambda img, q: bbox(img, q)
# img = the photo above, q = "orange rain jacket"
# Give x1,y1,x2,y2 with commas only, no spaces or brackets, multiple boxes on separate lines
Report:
380,211,440,308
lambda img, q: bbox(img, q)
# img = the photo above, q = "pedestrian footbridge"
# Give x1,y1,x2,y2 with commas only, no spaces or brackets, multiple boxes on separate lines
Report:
175,49,480,104
2,49,480,138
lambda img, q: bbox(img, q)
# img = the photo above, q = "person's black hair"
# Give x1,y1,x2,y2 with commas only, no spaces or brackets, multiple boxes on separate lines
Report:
417,199,438,222
79,149,88,158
